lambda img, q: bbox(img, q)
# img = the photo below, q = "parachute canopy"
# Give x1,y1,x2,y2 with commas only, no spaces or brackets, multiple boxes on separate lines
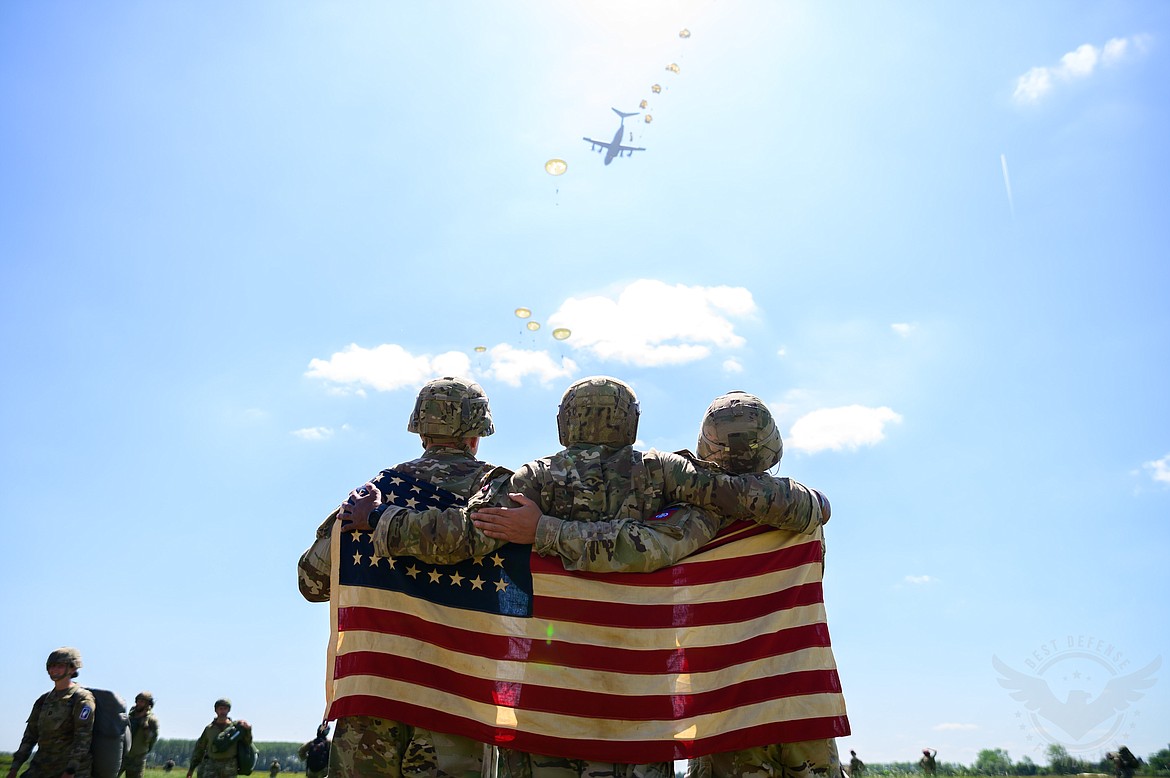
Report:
639,99,648,109
552,328,571,341
644,115,653,123
526,321,541,331
514,307,531,319
544,158,567,176
651,84,662,94
474,345,487,353
679,29,691,38
666,63,680,73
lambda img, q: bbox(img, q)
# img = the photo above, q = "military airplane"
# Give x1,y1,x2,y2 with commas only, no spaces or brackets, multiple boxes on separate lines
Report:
583,108,646,165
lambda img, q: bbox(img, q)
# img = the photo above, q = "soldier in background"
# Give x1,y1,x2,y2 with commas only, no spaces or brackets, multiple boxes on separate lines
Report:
8,648,96,778
123,692,160,778
187,699,252,778
269,761,280,778
344,378,830,778
1107,747,1141,778
849,751,865,778
919,749,937,777
299,377,507,778
164,762,176,774
297,724,331,778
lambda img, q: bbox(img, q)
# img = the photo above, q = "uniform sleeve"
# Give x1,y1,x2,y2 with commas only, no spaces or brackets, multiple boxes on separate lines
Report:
298,511,336,602
656,450,826,535
532,504,722,572
297,743,310,761
11,695,44,768
370,471,513,564
190,727,209,768
145,715,159,752
68,690,96,773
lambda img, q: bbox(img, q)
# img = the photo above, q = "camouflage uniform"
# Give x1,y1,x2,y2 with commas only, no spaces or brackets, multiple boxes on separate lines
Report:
684,392,841,778
125,704,160,778
685,741,842,778
848,751,865,778
269,761,281,778
372,446,825,572
189,720,252,778
11,684,96,778
367,379,828,778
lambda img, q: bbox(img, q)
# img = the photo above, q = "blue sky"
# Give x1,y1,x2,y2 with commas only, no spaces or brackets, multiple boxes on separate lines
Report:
2,0,1167,767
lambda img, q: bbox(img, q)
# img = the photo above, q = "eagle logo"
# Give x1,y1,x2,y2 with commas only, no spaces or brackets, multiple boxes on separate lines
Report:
993,654,1160,745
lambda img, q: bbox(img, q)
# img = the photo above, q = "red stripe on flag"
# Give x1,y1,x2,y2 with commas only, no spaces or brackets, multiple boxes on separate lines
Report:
328,694,849,761
530,535,823,587
336,649,842,719
338,609,831,674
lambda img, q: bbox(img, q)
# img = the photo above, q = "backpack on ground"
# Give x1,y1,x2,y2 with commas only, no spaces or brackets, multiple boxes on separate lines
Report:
305,739,330,772
83,688,131,778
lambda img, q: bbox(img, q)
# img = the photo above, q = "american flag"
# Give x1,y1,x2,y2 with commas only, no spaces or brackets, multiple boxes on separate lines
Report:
326,469,849,762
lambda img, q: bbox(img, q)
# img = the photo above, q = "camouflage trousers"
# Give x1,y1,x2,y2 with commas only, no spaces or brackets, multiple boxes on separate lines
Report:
201,758,240,778
686,739,841,778
497,749,673,778
123,756,149,778
330,716,486,778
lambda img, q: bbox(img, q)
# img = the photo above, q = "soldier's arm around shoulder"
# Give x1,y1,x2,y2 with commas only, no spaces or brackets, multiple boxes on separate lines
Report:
298,509,337,603
533,503,722,573
656,449,829,534
371,467,514,564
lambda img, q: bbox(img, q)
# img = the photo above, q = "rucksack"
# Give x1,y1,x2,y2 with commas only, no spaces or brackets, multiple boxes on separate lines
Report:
305,739,330,772
212,722,257,776
83,688,131,778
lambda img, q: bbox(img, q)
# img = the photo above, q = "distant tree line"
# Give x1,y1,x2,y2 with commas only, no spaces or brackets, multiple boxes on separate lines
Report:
147,740,310,773
843,744,1170,777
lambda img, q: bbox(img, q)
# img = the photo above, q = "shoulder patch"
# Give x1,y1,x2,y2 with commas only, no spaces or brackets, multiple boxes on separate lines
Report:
79,704,93,720
651,507,677,520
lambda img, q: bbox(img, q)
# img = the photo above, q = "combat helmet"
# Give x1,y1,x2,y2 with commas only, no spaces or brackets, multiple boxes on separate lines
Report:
214,698,232,710
696,391,783,473
407,377,494,438
557,376,640,447
46,647,82,677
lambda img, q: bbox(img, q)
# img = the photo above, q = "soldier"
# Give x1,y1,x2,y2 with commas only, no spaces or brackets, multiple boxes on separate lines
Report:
919,749,937,777
8,648,96,778
343,378,831,778
269,761,280,778
164,762,176,774
1107,747,1141,778
123,692,160,778
849,750,865,778
297,724,331,778
299,377,507,778
187,699,252,778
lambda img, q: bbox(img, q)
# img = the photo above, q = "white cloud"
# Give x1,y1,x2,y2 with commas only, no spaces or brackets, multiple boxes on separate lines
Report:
292,426,334,441
787,405,903,453
484,344,577,387
933,722,978,731
776,346,787,357
723,357,744,373
891,322,916,338
548,279,756,366
1013,35,1145,104
1143,454,1170,485
905,575,936,585
305,344,472,393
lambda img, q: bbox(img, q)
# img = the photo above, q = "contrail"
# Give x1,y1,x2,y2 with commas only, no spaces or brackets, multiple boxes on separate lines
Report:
1000,153,1015,217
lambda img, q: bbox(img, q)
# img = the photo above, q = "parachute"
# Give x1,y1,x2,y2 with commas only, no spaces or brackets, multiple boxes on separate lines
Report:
552,328,571,341
679,29,691,38
666,63,680,73
544,158,567,176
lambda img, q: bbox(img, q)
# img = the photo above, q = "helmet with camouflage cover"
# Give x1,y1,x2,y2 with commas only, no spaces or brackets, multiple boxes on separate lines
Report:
696,391,783,473
407,377,494,438
214,698,232,710
557,376,640,446
47,647,83,677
